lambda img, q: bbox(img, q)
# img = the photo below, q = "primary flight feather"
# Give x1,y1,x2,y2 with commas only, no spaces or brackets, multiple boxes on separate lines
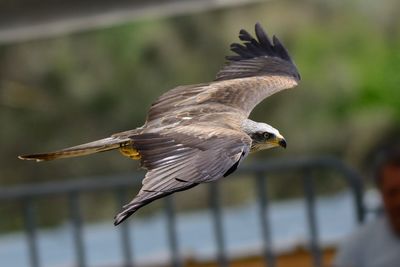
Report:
19,23,300,225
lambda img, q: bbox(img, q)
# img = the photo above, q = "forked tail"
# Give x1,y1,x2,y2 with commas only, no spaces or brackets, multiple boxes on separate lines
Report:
18,136,133,162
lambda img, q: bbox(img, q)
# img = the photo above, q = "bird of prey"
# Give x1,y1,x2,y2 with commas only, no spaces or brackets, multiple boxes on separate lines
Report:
19,23,300,225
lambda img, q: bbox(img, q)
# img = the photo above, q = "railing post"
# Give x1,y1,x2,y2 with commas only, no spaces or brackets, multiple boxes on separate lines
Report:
352,183,365,224
116,188,133,267
165,195,181,267
68,191,86,267
341,166,365,224
209,182,228,267
255,172,275,267
22,198,40,267
302,170,322,267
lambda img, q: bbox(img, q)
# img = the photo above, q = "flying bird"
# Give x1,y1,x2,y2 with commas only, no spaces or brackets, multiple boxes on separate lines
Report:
19,23,300,225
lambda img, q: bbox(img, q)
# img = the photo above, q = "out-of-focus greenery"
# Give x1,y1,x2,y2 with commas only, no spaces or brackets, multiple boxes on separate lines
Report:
0,0,399,230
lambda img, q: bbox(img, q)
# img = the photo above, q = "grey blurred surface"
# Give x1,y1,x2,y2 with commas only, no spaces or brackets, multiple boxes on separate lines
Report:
0,0,263,43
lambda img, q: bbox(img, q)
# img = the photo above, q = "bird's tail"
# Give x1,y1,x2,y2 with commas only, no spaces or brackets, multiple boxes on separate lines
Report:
18,136,134,162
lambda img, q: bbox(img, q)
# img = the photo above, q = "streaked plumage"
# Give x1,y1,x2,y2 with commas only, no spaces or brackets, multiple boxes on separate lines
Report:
19,23,300,225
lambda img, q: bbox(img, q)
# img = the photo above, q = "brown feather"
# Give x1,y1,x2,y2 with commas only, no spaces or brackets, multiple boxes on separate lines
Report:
18,137,131,162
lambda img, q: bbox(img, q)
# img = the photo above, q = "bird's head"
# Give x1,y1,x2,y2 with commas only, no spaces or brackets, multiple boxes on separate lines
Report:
242,120,286,153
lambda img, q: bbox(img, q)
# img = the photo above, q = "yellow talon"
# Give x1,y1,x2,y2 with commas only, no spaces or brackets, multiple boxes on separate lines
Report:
119,142,141,160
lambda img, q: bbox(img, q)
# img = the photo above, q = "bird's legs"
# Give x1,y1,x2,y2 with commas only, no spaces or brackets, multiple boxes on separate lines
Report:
119,142,141,160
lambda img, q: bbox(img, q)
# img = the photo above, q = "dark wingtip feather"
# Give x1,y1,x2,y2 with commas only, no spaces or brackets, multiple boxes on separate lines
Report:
114,181,199,225
227,23,294,64
114,209,135,226
216,23,300,81
272,35,291,62
239,29,253,41
255,23,273,51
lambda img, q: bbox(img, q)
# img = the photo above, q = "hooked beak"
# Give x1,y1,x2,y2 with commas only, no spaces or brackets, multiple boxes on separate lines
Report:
256,134,287,152
272,133,287,149
278,138,287,149
265,135,287,149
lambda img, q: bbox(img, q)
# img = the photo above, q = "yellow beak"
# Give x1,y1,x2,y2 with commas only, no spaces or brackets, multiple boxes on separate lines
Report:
269,135,287,149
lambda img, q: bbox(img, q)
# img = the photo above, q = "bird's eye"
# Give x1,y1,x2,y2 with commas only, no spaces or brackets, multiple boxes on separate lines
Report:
263,132,272,139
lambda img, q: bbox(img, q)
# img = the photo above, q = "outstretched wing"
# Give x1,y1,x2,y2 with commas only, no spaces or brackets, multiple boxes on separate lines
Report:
146,23,300,123
216,22,300,81
114,127,251,225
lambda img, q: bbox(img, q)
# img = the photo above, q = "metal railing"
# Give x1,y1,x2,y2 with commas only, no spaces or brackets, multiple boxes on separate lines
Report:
0,0,264,44
0,156,365,267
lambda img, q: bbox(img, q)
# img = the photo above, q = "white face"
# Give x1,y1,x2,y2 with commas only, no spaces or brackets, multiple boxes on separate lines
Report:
258,123,283,139
248,122,286,153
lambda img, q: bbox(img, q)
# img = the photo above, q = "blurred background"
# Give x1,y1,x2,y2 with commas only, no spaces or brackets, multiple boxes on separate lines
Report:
0,0,399,266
